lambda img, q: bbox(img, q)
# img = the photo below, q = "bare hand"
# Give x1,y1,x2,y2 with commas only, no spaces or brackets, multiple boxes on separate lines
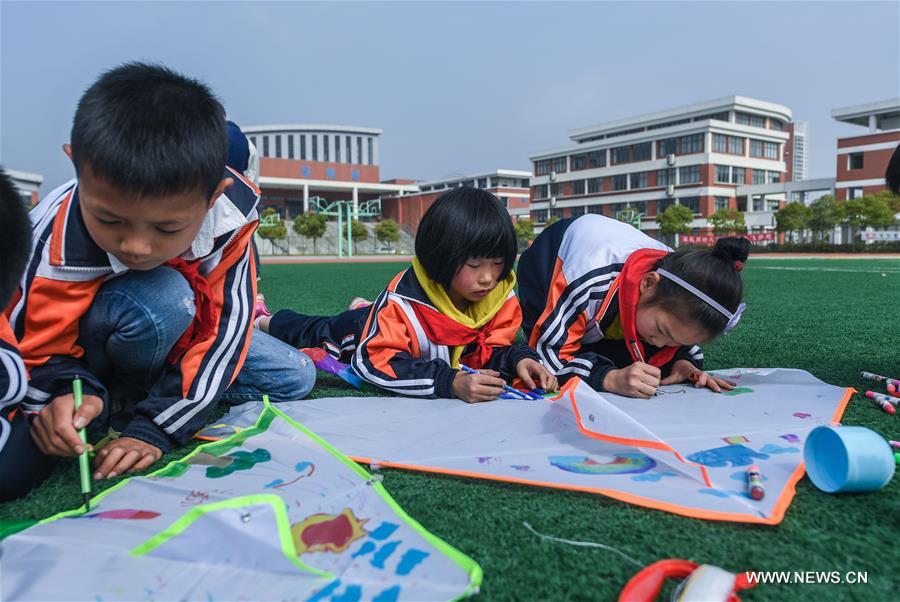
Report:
516,358,558,392
93,437,163,479
452,369,506,403
603,362,661,398
31,393,103,457
660,360,736,393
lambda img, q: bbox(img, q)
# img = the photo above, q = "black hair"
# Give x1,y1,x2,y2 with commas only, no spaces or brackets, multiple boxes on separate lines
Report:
886,143,900,195
0,168,32,307
642,237,750,337
71,62,227,200
415,186,517,289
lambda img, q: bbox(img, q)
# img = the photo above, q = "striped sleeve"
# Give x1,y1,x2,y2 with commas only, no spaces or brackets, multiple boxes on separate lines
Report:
481,295,540,378
350,292,457,399
0,317,27,408
122,224,258,450
672,344,704,371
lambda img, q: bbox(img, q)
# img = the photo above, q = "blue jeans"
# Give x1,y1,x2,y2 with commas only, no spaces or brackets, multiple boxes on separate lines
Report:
79,267,316,408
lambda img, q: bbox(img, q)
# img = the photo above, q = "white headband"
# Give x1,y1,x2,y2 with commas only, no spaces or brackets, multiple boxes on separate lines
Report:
656,269,746,334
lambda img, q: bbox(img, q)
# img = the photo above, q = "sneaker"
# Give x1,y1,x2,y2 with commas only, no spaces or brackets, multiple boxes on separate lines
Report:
347,296,372,311
254,293,272,320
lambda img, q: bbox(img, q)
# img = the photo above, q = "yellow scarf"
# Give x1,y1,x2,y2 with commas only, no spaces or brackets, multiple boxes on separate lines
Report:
411,257,516,367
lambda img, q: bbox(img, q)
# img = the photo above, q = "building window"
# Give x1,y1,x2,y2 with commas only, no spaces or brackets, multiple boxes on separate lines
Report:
572,179,586,195
680,196,701,213
535,159,552,176
764,142,778,160
249,136,256,148
550,208,565,220
300,136,307,160
752,169,766,185
346,136,352,163
478,178,487,188
335,136,341,163
680,133,704,154
587,204,604,214
611,146,631,165
520,179,529,187
590,150,606,167
368,137,374,165
357,136,363,164
263,136,270,157
500,196,509,207
750,114,766,128
731,167,745,185
848,153,864,170
657,168,675,187
679,165,700,184
715,165,730,183
713,134,727,153
658,138,678,157
570,205,586,217
848,187,864,199
588,177,604,194
532,209,549,223
630,171,648,189
632,142,651,162
767,171,781,184
462,180,475,188
312,135,319,161
549,183,560,197
715,196,731,211
275,136,282,158
749,139,764,158
657,198,675,214
612,174,628,191
572,153,587,170
729,136,743,155
552,157,567,173
324,136,330,162
770,119,784,131
736,112,750,126
534,184,549,199
288,136,294,159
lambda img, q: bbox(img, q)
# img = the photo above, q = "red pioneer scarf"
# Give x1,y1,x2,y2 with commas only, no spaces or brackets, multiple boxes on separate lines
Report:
410,303,499,369
164,258,217,364
617,248,679,367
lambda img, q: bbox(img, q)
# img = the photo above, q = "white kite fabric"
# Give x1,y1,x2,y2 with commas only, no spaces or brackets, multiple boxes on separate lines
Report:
2,405,481,601
198,368,851,525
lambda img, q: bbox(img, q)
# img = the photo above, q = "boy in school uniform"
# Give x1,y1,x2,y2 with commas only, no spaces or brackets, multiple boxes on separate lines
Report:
0,169,34,499
2,63,315,499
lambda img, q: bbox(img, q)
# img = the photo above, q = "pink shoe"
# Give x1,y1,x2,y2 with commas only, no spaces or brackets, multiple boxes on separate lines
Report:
347,296,372,311
254,293,272,320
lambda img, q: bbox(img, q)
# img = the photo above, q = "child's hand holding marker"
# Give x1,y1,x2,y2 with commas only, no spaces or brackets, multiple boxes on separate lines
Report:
30,392,103,457
662,359,737,393
515,358,558,393
453,367,507,403
604,362,661,398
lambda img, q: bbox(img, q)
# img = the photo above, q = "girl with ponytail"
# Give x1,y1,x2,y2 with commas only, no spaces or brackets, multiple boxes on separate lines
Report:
517,214,749,398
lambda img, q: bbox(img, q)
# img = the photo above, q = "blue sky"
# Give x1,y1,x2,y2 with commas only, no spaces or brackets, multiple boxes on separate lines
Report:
2,1,898,191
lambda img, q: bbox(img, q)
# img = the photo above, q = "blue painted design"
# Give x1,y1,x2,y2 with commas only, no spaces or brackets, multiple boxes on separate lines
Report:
351,541,376,558
331,585,362,602
759,444,800,455
264,479,284,488
549,453,656,475
351,170,360,181
373,585,401,602
327,168,336,179
687,444,769,468
371,540,401,569
631,470,678,482
295,461,314,472
369,521,400,541
306,580,340,602
396,549,430,575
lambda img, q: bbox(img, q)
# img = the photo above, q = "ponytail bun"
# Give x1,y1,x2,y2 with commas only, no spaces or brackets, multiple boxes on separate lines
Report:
714,237,750,264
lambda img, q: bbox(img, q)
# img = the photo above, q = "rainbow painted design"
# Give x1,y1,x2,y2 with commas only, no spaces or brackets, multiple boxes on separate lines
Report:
291,508,368,556
722,435,750,445
548,453,657,475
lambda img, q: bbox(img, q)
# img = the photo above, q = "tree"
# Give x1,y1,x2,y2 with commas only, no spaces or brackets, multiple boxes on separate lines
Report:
774,202,810,243
350,220,369,248
256,208,287,241
514,218,535,248
374,219,401,250
293,212,327,254
656,204,693,246
861,194,897,229
808,195,839,242
545,215,561,227
708,208,746,236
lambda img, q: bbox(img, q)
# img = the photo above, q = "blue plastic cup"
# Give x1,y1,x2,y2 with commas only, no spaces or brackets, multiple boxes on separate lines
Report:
804,426,895,493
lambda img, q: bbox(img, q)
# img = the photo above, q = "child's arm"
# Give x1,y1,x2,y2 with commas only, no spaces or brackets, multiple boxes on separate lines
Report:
659,346,735,392
0,318,27,407
115,224,258,463
351,294,462,399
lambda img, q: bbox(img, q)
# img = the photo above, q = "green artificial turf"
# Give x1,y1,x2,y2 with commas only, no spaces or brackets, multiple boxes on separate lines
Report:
2,258,898,600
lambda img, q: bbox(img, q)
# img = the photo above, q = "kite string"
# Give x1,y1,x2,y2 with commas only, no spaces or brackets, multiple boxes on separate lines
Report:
522,521,645,569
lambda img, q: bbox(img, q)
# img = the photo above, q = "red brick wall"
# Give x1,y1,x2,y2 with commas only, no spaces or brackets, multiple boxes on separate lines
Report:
837,131,900,148
784,123,795,182
260,157,380,183
836,147,896,183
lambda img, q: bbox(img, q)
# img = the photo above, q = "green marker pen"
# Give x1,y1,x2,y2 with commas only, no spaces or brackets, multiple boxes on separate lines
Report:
72,378,92,511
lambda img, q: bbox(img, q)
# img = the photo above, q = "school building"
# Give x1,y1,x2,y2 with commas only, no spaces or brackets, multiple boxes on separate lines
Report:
831,99,900,201
7,169,43,207
243,124,418,218
379,170,532,235
527,96,796,240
